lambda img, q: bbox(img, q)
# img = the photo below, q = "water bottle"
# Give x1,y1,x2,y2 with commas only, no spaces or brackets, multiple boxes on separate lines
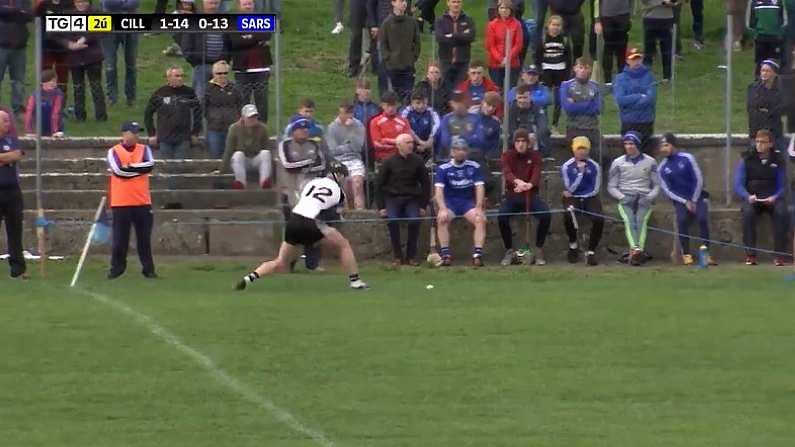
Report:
697,245,709,269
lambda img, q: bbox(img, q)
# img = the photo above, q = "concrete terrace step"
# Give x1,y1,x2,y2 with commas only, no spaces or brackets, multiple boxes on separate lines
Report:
23,189,279,209
18,158,223,174
20,172,235,190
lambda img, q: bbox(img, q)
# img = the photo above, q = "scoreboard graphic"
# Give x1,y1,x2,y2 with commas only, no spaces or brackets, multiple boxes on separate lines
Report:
44,14,277,33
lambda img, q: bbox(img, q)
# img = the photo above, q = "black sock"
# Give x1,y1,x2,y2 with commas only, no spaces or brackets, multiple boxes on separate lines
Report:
244,271,260,283
349,273,360,283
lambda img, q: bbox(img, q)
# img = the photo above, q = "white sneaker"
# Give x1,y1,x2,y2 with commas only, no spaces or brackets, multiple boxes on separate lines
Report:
331,22,344,34
350,279,368,290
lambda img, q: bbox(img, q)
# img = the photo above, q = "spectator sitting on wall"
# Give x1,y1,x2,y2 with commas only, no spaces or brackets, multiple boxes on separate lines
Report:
499,129,550,266
326,102,367,209
222,104,272,189
400,90,440,162
561,135,604,266
204,60,243,159
377,133,431,266
144,65,202,159
24,69,64,137
734,128,789,267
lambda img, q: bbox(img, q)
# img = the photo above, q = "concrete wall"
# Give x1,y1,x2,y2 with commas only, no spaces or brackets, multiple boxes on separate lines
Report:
2,208,790,264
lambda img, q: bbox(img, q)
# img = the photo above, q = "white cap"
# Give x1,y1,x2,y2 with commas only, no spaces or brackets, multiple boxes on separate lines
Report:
241,104,258,118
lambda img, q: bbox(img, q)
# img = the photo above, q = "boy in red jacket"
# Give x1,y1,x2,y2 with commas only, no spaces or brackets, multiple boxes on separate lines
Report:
498,129,551,266
369,91,410,167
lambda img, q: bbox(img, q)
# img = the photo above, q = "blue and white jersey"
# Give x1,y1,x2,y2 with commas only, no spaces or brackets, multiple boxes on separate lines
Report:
659,152,703,204
561,157,601,198
434,160,484,204
0,135,21,188
400,107,440,141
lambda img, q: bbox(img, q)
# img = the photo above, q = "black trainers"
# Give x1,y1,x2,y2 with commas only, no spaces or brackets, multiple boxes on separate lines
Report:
567,248,580,264
586,251,598,266
234,279,247,291
441,256,452,267
143,272,158,279
472,256,484,268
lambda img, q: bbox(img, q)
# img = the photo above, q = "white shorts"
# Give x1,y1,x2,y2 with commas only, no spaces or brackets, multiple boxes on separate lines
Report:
342,159,365,178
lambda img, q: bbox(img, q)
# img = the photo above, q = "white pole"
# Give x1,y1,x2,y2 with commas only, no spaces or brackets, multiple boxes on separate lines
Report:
70,196,107,288
274,16,282,139
724,15,733,207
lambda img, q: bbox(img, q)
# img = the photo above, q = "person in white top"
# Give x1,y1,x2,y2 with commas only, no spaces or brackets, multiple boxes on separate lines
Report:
235,174,369,290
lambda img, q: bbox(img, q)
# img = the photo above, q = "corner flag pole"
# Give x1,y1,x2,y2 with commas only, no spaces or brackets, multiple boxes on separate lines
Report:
70,196,107,288
34,17,47,278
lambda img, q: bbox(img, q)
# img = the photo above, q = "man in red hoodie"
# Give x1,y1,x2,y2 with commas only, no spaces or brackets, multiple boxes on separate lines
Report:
498,129,551,266
455,61,500,114
369,91,410,168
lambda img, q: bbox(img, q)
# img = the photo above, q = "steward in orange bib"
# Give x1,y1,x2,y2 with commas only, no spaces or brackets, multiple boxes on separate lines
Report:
106,121,157,279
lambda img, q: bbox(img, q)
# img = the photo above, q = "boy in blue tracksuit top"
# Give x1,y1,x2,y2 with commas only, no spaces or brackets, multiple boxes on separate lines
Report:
471,91,502,159
400,90,440,161
613,49,657,152
507,65,552,107
560,58,602,150
434,137,487,267
658,133,714,266
561,136,604,266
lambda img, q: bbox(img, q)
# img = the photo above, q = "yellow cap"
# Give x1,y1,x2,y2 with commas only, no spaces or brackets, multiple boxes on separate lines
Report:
571,136,591,152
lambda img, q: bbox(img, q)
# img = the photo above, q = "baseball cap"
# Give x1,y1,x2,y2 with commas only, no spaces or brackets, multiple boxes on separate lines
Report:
451,136,469,150
623,131,642,146
120,121,143,133
241,104,258,118
571,136,591,151
522,64,539,74
626,48,643,60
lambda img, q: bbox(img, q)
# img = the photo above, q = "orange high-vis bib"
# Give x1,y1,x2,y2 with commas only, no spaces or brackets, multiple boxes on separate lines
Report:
109,144,152,208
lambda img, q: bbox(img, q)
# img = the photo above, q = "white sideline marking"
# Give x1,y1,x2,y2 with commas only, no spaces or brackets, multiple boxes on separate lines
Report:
80,289,336,447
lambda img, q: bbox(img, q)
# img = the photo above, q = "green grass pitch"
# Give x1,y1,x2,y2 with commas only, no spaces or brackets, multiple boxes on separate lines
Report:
2,260,795,446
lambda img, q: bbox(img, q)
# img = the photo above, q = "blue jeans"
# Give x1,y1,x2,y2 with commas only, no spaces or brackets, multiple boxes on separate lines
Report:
158,140,190,160
206,130,227,159
192,64,212,100
0,47,26,114
498,194,551,249
102,33,138,104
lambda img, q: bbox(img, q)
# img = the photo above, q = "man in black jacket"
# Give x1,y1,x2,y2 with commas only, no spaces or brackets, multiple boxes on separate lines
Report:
226,0,272,123
176,0,227,100
0,0,32,116
377,133,430,265
368,0,413,96
435,0,476,89
380,0,421,103
747,60,785,148
144,65,202,160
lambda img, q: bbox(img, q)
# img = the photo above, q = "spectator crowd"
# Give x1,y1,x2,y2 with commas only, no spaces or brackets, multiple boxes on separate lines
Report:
1,0,795,280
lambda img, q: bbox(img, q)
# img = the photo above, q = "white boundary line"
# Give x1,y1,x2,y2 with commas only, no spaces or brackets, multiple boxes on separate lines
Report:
79,289,336,447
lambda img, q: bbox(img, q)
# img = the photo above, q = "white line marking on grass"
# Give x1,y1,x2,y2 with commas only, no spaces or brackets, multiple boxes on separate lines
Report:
80,289,337,447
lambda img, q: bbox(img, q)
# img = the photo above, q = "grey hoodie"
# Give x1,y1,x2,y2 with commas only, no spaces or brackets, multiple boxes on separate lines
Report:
608,153,661,200
641,0,674,20
325,117,365,163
